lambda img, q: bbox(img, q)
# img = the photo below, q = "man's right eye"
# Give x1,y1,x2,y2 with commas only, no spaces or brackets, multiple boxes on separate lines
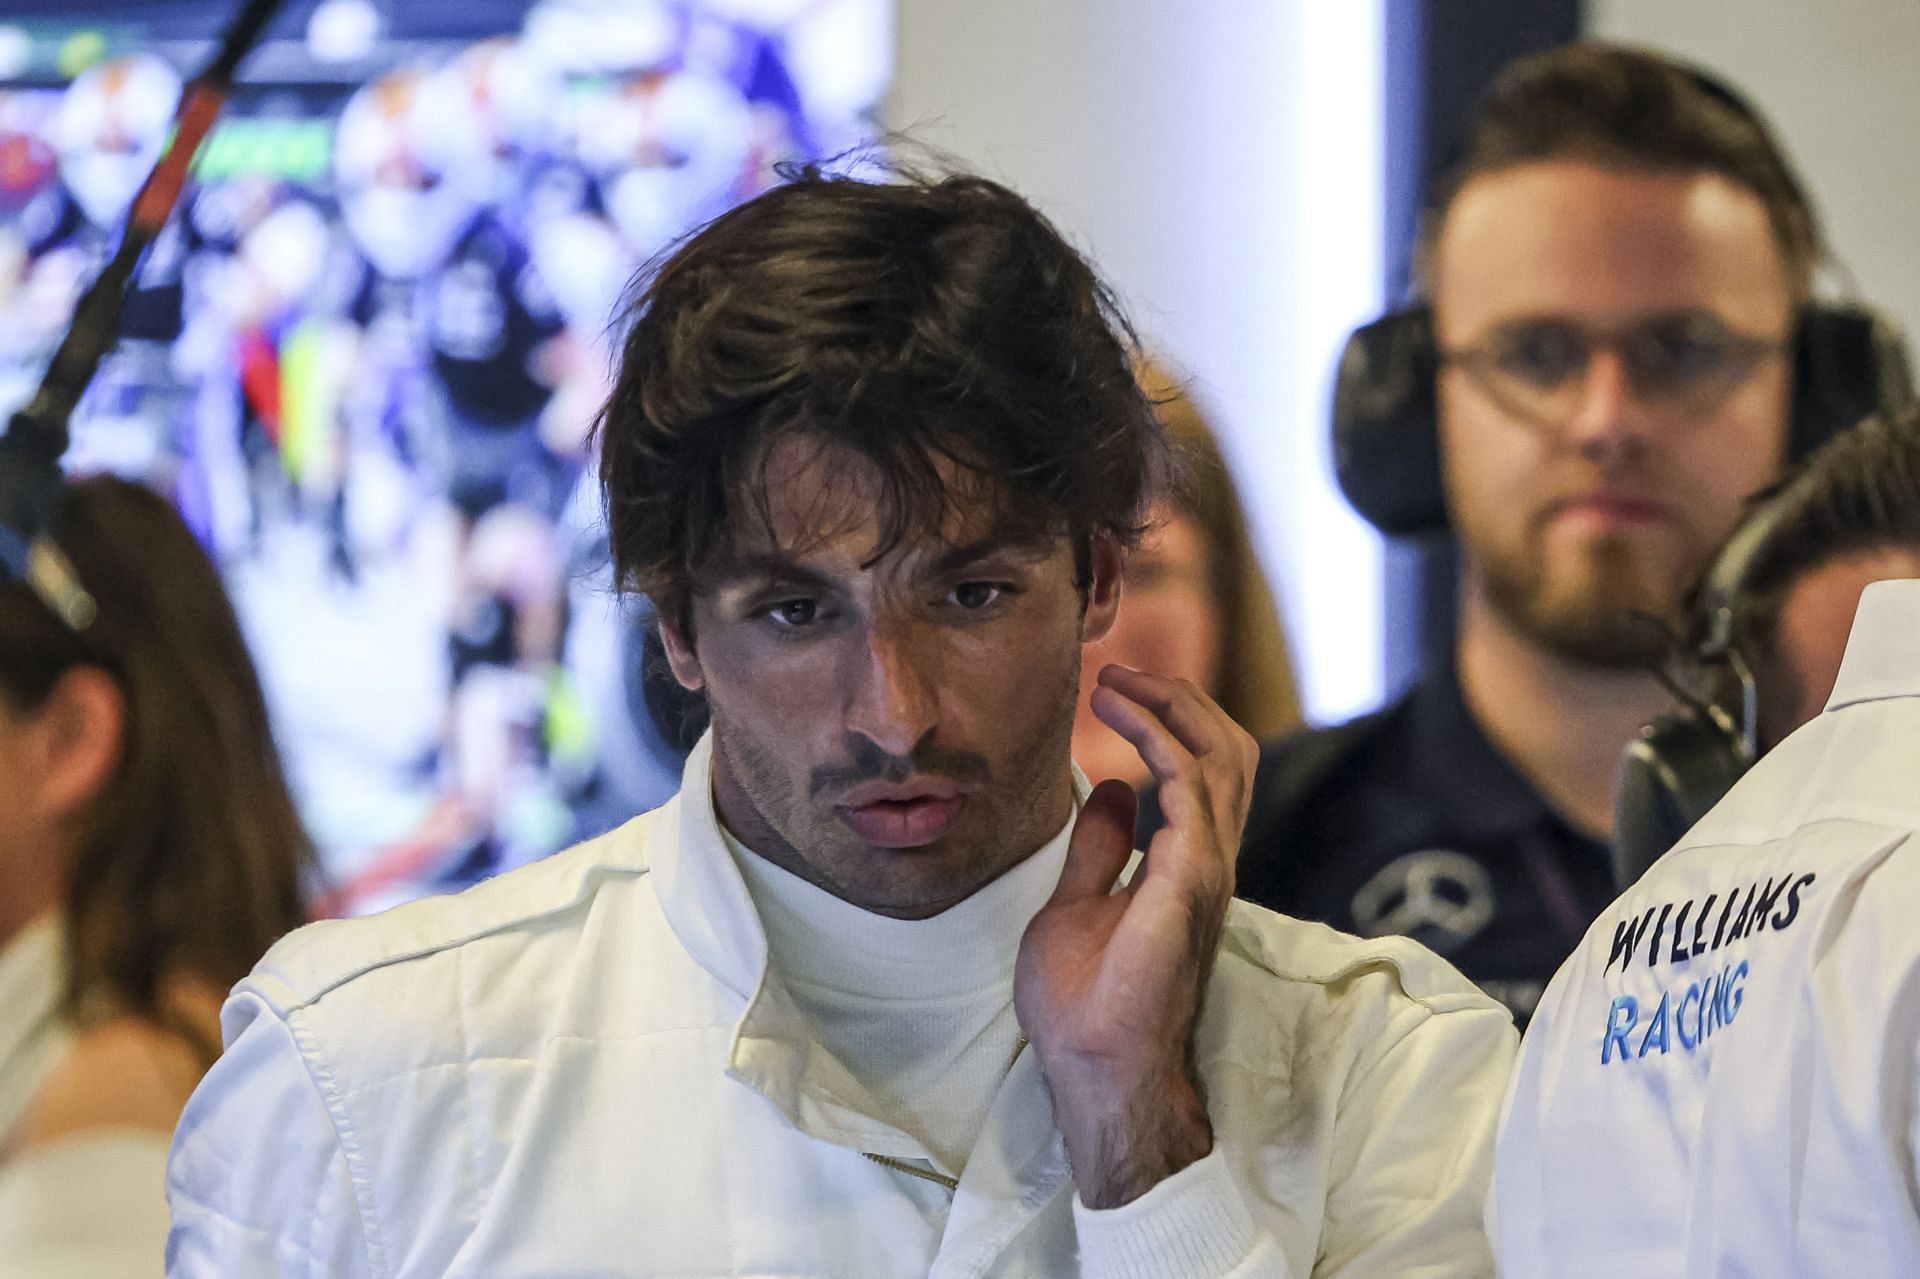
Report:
765,599,819,629
1492,324,1589,389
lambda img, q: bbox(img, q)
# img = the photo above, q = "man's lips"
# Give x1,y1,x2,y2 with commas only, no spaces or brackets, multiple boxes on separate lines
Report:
1546,494,1678,531
838,779,963,807
833,786,969,849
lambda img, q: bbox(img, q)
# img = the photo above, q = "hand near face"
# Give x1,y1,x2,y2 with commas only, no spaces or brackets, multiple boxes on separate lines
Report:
1014,664,1256,1209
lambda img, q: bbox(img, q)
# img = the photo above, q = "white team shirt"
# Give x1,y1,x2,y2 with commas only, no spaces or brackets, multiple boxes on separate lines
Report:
1492,578,1920,1277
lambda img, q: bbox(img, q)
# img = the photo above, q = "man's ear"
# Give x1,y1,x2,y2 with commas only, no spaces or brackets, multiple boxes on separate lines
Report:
656,614,706,692
34,666,125,826
1081,533,1124,645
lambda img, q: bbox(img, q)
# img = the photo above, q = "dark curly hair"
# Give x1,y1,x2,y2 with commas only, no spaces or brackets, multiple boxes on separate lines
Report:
1732,406,1920,661
597,166,1169,630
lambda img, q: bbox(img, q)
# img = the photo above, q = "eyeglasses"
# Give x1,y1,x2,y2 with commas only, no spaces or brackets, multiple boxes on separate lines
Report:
1439,311,1791,432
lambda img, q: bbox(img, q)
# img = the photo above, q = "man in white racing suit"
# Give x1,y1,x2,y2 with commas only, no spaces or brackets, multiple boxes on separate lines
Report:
167,167,1516,1278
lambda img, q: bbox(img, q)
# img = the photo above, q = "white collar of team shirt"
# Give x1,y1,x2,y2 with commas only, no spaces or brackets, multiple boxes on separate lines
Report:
1823,578,1920,714
648,732,1095,1214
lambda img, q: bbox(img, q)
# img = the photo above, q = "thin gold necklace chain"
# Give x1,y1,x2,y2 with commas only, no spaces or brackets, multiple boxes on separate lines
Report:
859,1035,1029,1193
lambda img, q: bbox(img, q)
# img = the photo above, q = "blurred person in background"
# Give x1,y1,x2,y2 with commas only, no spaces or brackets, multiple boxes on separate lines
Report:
1609,406,1920,885
1073,359,1301,785
0,89,84,415
325,59,588,896
0,477,311,1275
1493,408,1920,1277
1715,428,1920,753
1226,44,1888,1026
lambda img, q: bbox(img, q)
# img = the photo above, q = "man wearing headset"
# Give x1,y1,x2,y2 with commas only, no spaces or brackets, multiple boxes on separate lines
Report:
1616,412,1920,877
1732,447,1920,753
1222,44,1901,1026
1492,410,1920,1276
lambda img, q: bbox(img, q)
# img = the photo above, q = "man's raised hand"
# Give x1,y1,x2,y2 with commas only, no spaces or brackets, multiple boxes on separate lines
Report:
1014,664,1257,1208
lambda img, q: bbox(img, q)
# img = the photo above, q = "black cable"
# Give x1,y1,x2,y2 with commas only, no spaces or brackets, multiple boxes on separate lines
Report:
0,0,288,620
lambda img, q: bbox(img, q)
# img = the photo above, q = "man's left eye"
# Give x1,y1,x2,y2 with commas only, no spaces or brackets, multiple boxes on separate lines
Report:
766,599,819,628
949,582,1004,610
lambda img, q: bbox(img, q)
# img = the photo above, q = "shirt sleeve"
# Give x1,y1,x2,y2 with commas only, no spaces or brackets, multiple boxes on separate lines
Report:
1316,1002,1516,1278
165,993,376,1279
1072,1145,1294,1278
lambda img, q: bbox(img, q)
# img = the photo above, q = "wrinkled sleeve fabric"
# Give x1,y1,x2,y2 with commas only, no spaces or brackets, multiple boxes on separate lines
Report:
1317,1002,1515,1279
1073,1146,1292,1278
165,993,375,1279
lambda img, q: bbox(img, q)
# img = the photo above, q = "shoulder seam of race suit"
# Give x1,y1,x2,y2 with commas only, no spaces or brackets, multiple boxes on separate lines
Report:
167,997,391,1276
244,808,662,1017
1218,898,1507,1018
283,1003,392,1278
1678,806,1918,864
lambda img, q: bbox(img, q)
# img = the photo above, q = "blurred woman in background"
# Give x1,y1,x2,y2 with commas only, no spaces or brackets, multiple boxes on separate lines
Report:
1071,359,1302,784
0,476,310,1275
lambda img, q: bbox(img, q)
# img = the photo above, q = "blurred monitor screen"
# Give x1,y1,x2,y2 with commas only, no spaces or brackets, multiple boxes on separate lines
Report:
0,0,891,913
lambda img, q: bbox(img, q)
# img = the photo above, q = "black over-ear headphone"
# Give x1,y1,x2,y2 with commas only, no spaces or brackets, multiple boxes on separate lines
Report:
1332,301,1915,539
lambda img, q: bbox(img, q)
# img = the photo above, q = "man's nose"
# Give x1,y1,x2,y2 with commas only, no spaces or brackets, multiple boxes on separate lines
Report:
844,623,940,760
1561,347,1653,459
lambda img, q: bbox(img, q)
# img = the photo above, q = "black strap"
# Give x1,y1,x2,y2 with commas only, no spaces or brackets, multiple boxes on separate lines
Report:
1,0,288,607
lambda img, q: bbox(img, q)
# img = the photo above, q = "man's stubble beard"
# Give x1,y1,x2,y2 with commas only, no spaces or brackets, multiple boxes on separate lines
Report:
707,650,1085,915
1476,533,1700,670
